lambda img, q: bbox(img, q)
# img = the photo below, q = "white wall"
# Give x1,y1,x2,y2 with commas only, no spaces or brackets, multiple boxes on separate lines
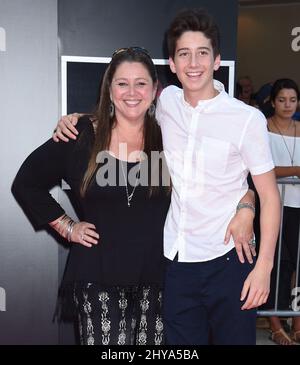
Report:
237,3,300,91
0,0,59,344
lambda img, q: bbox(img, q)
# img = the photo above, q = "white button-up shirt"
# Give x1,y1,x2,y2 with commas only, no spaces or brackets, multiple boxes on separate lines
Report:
156,80,274,262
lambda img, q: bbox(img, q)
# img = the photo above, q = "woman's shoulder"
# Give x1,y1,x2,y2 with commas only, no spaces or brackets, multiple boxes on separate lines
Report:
267,117,279,135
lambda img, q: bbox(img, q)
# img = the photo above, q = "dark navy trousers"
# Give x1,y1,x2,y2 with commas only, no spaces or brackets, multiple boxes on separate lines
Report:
163,248,257,345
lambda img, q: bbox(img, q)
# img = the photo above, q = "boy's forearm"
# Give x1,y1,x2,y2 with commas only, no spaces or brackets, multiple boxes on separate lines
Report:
239,189,255,205
256,191,281,270
236,189,255,218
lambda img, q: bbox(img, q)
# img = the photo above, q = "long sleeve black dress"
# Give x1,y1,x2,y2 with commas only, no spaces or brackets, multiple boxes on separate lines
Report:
12,116,170,345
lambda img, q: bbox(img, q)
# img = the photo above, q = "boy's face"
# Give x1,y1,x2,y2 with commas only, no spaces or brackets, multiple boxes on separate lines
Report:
169,31,220,100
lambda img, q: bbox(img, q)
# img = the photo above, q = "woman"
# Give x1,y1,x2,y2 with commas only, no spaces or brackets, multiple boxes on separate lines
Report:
266,78,300,345
12,47,255,345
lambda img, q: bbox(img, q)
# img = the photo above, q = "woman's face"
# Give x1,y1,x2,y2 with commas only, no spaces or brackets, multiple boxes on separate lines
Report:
110,61,157,123
272,88,299,119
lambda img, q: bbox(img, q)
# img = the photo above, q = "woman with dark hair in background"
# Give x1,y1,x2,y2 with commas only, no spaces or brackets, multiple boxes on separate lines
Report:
266,78,300,345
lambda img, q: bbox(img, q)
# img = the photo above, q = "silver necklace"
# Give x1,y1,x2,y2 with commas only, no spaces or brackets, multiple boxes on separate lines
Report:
116,127,143,207
272,117,296,166
119,159,141,207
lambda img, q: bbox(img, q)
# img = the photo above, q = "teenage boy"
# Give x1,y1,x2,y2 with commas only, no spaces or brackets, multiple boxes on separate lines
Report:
155,8,280,345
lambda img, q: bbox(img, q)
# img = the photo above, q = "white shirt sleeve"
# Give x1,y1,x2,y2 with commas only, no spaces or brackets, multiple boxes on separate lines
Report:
155,95,162,126
239,109,274,175
155,86,177,126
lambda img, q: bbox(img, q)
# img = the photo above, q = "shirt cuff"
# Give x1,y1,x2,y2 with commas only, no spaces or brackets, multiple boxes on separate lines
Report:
250,161,274,175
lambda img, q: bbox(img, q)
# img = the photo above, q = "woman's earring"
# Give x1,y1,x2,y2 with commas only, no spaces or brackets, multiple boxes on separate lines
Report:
109,101,115,118
148,103,156,117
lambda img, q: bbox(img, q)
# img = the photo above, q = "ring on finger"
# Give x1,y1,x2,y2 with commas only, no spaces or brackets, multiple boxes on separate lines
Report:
248,238,256,247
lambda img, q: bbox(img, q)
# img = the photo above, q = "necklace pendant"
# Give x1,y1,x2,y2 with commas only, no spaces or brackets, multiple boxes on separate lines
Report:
127,201,131,207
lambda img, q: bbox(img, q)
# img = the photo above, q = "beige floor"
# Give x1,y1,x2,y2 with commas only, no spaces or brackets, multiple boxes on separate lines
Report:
256,317,300,345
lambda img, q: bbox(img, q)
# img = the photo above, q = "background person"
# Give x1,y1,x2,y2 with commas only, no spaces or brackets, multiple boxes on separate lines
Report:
265,78,300,345
237,75,256,106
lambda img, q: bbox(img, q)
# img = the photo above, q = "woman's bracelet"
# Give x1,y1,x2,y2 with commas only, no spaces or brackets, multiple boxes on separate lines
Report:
51,214,77,241
66,220,76,242
57,214,69,228
236,202,255,216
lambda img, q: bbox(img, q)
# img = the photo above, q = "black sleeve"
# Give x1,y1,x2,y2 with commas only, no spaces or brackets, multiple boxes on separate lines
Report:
12,116,93,228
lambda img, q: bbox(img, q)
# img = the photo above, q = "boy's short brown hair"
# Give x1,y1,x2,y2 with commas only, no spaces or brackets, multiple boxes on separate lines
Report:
167,8,220,59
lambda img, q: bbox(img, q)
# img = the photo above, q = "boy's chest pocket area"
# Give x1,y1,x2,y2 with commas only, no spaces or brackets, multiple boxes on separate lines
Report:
198,136,230,175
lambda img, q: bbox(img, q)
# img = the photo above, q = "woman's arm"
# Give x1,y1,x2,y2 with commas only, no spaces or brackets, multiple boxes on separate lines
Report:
12,138,69,226
12,124,99,246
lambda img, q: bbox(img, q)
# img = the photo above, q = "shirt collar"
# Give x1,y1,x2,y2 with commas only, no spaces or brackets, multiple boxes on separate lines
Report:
178,79,227,111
